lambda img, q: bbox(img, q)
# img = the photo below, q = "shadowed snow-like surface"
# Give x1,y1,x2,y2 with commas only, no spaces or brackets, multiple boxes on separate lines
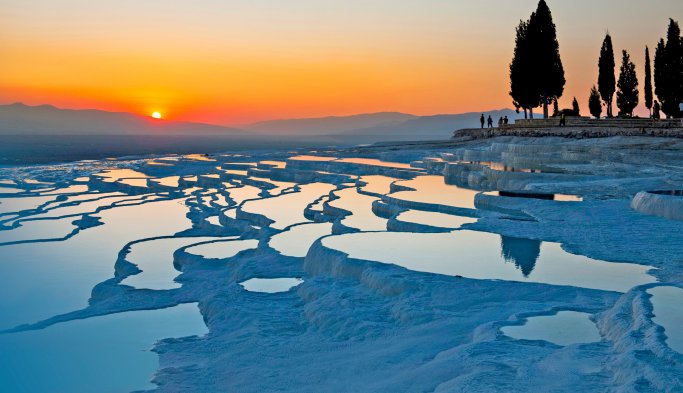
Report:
0,136,682,392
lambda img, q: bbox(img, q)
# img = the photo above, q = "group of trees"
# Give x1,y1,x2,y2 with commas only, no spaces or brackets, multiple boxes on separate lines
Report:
654,20,683,118
509,0,564,119
510,1,682,119
591,19,682,119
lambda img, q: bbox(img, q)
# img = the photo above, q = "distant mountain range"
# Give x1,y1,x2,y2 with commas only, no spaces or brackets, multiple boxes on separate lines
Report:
0,103,246,136
244,112,418,135
0,103,521,142
245,109,522,141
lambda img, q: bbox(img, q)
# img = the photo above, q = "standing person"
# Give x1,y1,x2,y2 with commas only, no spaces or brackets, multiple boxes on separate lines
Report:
480,114,485,128
503,116,509,125
559,112,566,127
498,117,503,128
653,100,661,120
487,115,493,128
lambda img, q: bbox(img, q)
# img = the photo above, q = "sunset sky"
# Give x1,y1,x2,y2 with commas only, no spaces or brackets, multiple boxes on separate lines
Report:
1,0,681,124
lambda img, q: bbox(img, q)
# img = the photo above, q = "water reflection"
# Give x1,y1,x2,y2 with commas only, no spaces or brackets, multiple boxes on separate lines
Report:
0,303,207,393
322,230,655,292
239,278,303,293
500,236,541,277
390,176,478,209
648,286,683,353
501,311,601,346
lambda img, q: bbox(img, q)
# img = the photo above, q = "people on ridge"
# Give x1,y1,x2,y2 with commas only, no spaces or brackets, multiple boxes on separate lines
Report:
503,116,509,125
480,114,485,128
487,115,493,128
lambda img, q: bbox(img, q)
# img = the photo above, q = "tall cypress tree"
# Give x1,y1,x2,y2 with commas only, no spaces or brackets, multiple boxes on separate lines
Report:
527,0,565,119
654,38,667,116
572,97,580,116
598,34,616,117
644,46,653,116
616,50,639,116
654,38,667,115
510,20,539,119
665,19,683,118
655,19,683,118
589,86,602,119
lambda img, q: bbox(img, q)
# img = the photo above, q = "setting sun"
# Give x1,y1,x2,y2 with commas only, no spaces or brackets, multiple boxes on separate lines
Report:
151,111,162,119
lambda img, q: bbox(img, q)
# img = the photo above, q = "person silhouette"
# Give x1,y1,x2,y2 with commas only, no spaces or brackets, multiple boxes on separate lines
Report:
498,117,503,128
480,114,485,128
653,100,661,120
559,112,566,127
503,116,509,125
487,115,493,128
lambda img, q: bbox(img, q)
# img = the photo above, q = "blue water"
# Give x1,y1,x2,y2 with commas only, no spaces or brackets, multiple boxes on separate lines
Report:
0,303,207,393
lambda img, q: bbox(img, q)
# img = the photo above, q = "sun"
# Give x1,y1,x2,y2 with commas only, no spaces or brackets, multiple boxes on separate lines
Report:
151,111,162,119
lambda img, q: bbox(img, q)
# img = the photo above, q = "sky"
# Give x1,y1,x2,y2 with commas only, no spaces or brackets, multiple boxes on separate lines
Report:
1,0,681,125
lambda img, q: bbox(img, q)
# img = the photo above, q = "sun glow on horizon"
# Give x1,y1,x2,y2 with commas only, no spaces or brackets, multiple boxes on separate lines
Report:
151,111,162,119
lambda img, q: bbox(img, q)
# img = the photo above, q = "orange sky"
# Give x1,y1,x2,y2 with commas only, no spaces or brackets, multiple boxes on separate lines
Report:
1,1,681,124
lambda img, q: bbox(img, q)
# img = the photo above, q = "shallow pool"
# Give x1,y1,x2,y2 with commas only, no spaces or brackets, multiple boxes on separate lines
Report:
322,230,655,292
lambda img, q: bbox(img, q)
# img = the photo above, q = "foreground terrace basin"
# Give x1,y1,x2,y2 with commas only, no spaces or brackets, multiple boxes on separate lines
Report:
0,136,682,392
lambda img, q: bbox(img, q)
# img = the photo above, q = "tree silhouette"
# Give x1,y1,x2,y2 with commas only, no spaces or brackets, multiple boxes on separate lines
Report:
589,86,602,119
527,0,565,119
616,50,639,116
644,46,653,116
598,34,616,117
572,97,580,116
510,20,539,119
654,19,683,118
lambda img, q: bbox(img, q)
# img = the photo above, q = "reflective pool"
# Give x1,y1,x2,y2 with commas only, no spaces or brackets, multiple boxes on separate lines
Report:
390,176,478,209
241,183,335,229
648,286,683,353
322,230,655,292
185,238,258,259
395,210,477,229
328,188,387,231
269,222,333,257
0,303,207,393
121,237,223,290
501,311,601,346
239,278,303,293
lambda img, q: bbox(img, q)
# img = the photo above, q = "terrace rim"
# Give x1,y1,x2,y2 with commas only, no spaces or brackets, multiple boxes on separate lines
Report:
454,116,683,139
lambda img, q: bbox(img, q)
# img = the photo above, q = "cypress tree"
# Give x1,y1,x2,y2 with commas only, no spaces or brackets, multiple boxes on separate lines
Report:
572,97,580,116
616,50,639,116
644,46,653,116
527,0,565,119
598,33,616,117
589,86,602,119
654,38,667,116
655,19,683,118
510,20,539,119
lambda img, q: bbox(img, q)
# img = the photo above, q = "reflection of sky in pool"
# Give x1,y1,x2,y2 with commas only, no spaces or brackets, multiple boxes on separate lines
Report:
322,230,655,292
501,311,601,346
0,199,192,330
241,183,335,229
269,222,333,257
390,176,478,209
329,188,387,231
358,175,397,195
647,286,683,353
121,236,223,290
185,238,258,259
0,303,207,393
240,278,303,293
396,210,477,229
